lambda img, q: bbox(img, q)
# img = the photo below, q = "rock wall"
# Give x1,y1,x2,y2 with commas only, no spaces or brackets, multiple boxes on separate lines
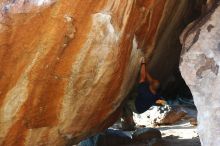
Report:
0,0,199,145
180,2,220,146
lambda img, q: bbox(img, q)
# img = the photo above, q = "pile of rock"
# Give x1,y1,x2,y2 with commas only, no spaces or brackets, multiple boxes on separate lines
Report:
78,128,163,146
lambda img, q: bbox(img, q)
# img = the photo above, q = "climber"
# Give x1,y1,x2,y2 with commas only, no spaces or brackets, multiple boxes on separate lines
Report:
121,57,166,130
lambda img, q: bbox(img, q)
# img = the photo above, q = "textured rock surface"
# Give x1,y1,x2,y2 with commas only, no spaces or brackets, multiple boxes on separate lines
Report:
180,2,220,146
0,0,199,146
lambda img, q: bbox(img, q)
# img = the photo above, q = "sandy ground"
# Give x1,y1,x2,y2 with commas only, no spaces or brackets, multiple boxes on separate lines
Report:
158,121,201,146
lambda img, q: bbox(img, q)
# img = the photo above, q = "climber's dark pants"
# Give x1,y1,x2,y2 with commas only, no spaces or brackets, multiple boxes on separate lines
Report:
122,81,160,117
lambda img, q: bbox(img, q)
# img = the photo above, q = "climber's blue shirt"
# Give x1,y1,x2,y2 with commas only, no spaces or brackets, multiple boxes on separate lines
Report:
135,82,160,114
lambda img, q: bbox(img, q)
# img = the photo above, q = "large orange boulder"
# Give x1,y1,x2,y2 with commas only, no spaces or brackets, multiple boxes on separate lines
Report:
0,0,199,145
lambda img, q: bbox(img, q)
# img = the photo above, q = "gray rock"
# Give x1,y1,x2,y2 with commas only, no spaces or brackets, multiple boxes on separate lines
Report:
79,129,132,146
180,3,220,146
132,128,162,142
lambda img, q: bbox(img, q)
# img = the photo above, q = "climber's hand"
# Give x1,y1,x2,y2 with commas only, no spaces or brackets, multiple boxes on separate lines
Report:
155,99,167,106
